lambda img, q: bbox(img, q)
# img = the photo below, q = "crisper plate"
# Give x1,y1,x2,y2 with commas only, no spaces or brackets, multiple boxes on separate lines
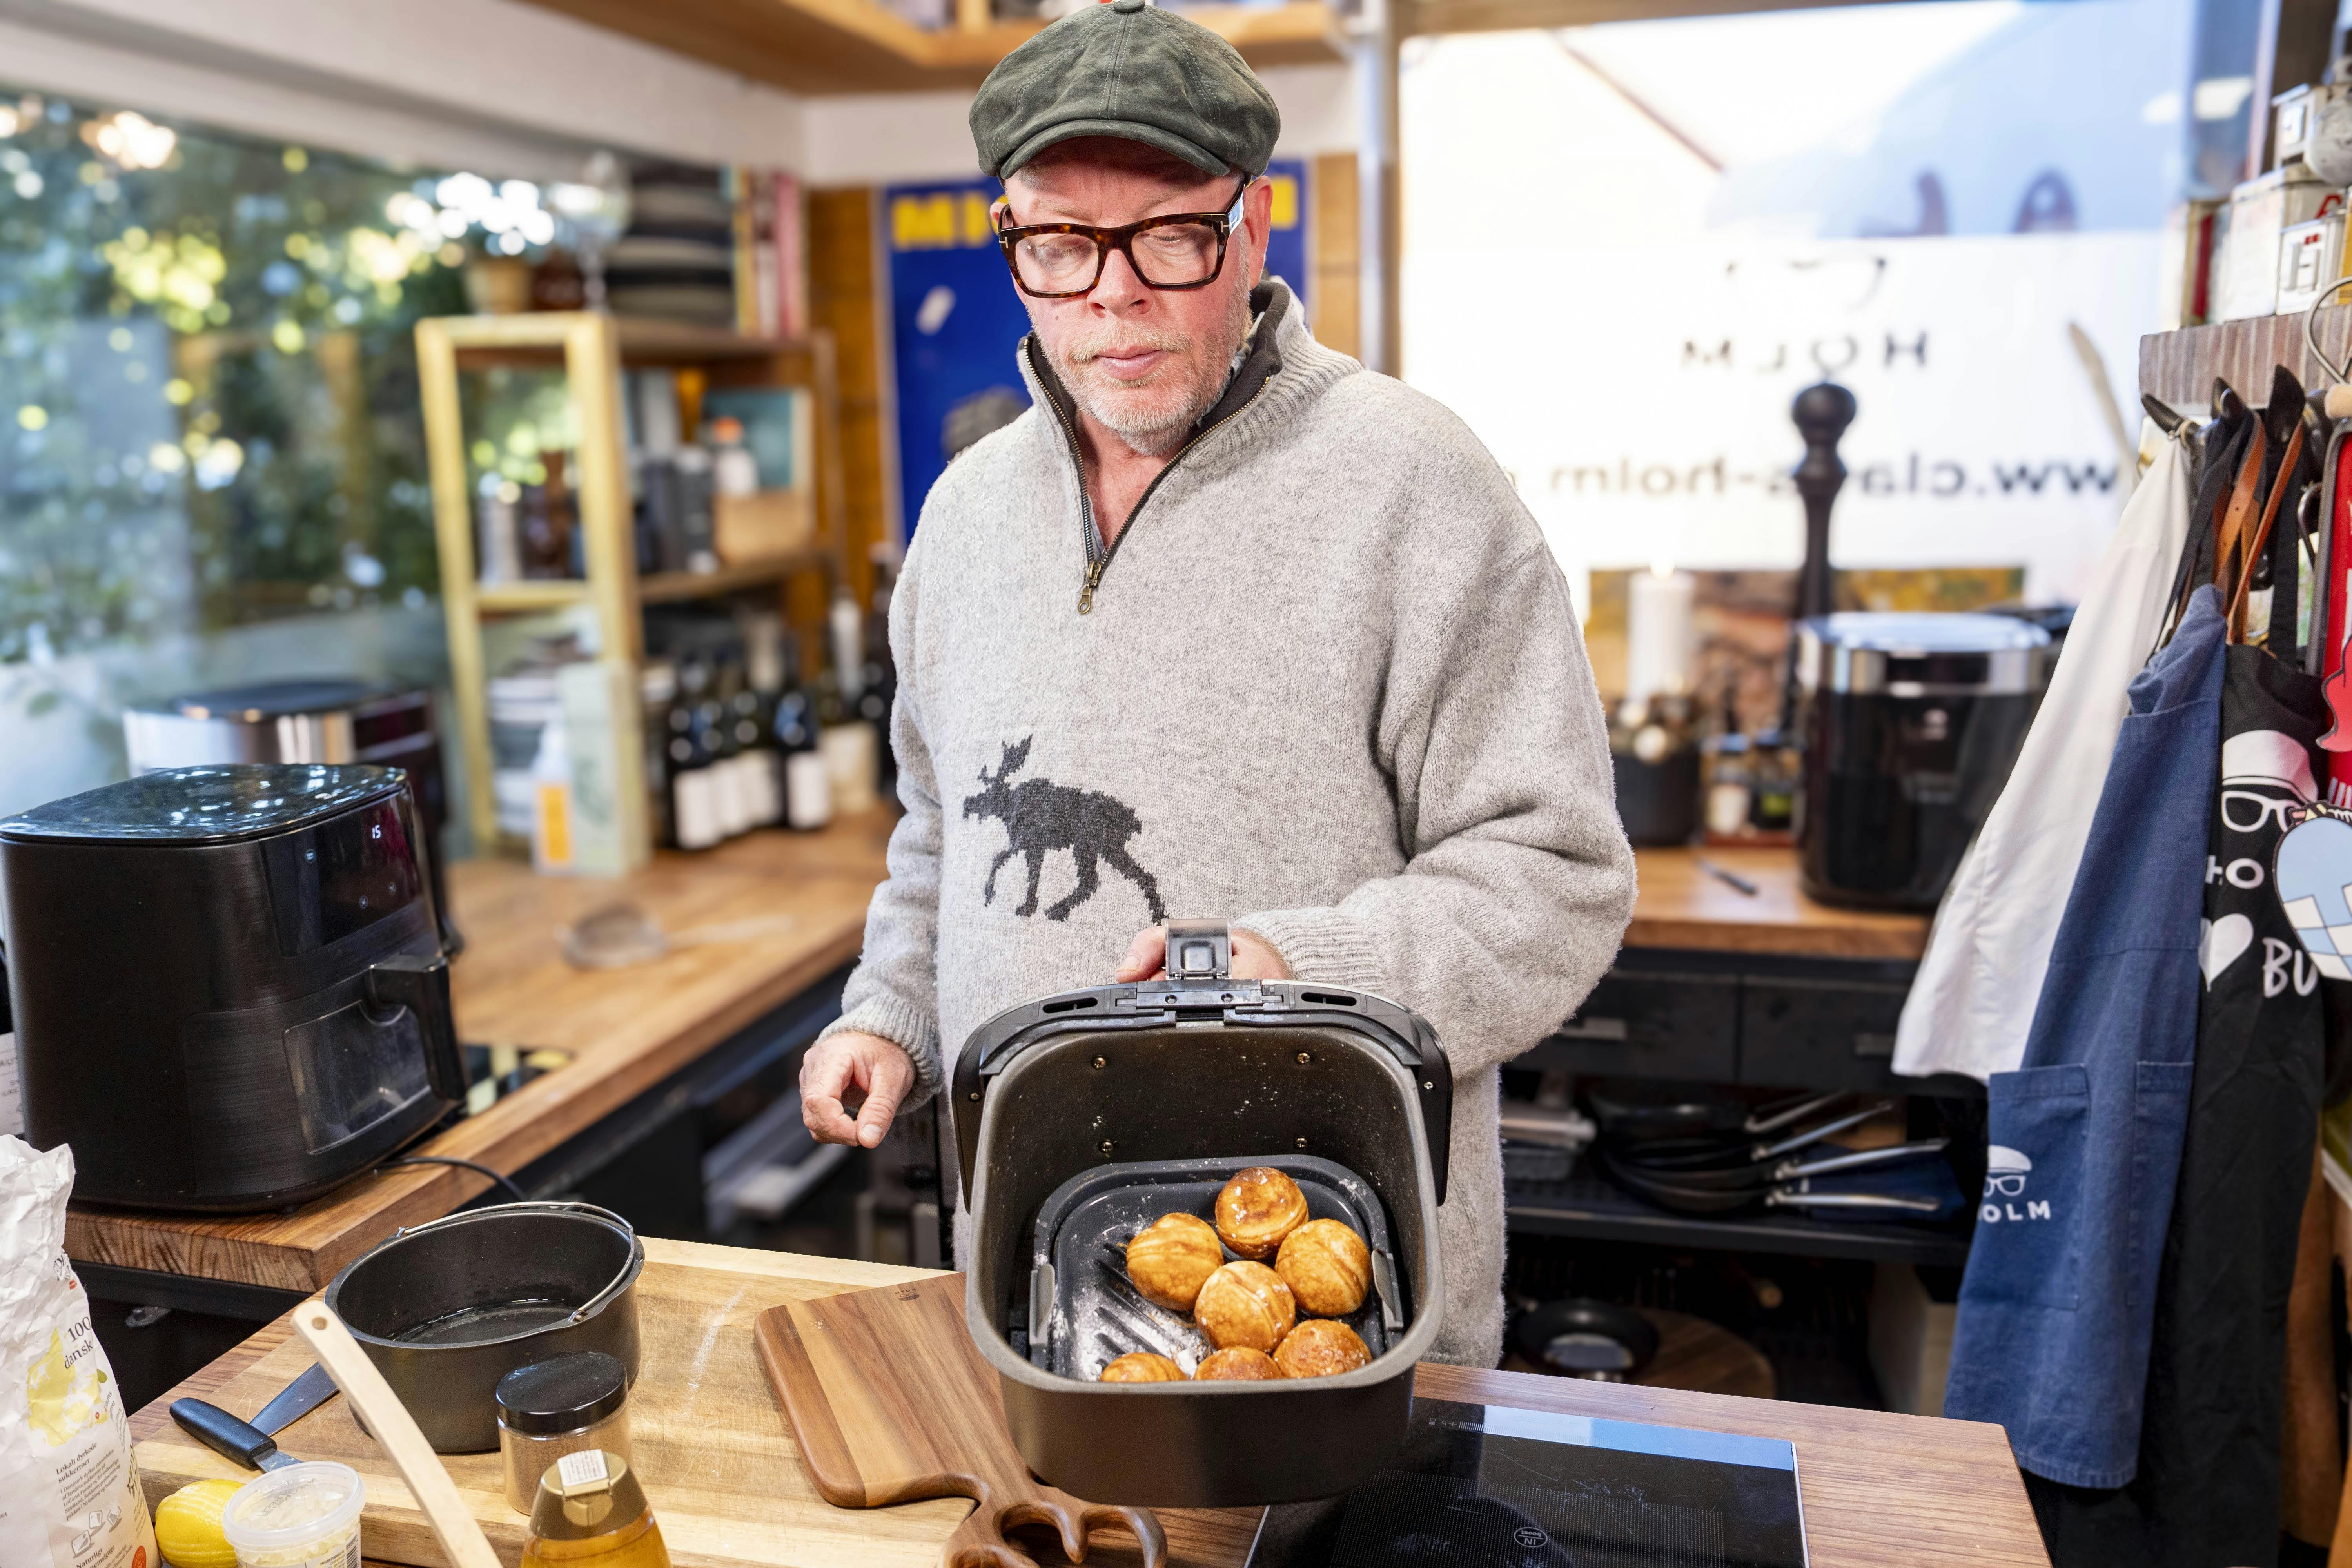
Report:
1027,1154,1408,1380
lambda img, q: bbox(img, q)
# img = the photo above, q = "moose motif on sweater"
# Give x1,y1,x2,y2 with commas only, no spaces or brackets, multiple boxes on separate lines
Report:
962,737,1167,924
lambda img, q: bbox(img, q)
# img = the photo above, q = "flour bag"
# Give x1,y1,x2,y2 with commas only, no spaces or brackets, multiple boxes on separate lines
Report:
0,1136,155,1568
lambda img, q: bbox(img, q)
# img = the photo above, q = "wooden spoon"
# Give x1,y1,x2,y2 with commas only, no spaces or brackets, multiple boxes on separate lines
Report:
294,1301,503,1568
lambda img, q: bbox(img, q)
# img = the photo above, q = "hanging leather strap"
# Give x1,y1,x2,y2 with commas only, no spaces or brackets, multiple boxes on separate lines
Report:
2229,416,2307,642
2164,405,2254,647
2215,419,2269,632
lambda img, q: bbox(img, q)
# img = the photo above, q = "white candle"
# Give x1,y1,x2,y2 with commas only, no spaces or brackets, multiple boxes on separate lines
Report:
1626,565,1697,704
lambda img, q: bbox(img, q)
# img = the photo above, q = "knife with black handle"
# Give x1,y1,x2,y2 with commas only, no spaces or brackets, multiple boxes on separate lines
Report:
170,1398,299,1472
169,1361,336,1472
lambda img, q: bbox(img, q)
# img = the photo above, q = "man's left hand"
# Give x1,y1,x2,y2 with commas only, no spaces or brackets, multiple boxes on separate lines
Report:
1116,925,1292,982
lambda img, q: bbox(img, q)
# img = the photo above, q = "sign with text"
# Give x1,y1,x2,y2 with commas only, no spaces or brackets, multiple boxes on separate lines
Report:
1404,231,2160,603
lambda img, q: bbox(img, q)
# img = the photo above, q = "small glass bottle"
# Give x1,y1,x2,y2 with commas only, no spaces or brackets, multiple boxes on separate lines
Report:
521,1450,670,1568
497,1352,633,1516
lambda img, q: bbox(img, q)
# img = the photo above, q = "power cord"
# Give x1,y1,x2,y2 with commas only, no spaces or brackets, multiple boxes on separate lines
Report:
384,1154,528,1203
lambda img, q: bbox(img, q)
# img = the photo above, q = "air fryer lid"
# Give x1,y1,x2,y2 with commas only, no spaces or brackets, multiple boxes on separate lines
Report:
1797,612,2050,696
952,923,1453,1200
0,763,408,846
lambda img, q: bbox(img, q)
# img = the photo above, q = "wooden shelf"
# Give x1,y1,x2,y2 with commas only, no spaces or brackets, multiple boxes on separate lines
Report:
472,579,593,612
641,551,831,603
438,311,820,370
474,552,831,614
515,0,1343,94
417,310,849,849
2140,303,2352,412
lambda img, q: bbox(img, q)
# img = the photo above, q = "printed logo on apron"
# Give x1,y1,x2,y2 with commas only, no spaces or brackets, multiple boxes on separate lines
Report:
1979,1145,2052,1224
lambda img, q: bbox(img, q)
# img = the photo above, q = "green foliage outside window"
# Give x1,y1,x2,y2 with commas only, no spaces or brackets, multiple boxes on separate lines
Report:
0,87,468,665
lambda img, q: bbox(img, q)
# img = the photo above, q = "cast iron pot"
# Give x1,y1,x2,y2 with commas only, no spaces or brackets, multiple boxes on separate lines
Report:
323,1200,643,1452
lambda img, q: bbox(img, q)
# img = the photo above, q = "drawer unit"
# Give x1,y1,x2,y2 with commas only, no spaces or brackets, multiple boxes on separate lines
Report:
1740,975,1913,1092
1521,969,1737,1082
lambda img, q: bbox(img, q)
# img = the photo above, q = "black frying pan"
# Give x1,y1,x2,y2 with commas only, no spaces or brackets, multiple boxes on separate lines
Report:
1600,1139,1948,1215
1512,1298,1660,1379
1583,1083,1845,1145
1606,1099,1896,1175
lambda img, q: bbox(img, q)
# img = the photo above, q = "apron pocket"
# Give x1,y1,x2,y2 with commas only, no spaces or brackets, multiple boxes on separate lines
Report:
1967,1063,2090,1310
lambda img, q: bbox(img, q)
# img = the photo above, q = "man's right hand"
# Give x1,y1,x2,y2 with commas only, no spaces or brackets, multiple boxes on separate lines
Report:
800,1031,916,1149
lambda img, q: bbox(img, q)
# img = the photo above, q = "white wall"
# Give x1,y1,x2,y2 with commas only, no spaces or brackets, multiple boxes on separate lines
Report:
0,0,805,177
798,60,1358,187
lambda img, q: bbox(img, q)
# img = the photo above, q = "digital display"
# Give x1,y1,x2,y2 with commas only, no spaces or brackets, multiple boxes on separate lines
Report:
264,798,424,954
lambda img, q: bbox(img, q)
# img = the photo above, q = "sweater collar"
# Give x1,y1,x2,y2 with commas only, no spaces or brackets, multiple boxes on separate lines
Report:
1020,278,1292,450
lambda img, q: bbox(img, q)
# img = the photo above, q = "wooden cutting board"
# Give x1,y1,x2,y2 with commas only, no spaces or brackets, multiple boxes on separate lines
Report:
755,1272,1166,1568
134,1240,1257,1568
134,1241,984,1568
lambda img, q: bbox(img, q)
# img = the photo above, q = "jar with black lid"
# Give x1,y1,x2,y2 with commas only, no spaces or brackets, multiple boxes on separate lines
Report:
497,1351,633,1514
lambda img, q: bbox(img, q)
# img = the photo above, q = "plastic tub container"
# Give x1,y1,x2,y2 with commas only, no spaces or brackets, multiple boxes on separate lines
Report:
220,1461,364,1568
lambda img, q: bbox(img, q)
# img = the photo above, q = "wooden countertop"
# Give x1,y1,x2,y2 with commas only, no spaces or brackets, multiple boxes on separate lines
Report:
131,1242,2045,1568
1626,846,1928,962
66,812,897,1294
64,822,1920,1296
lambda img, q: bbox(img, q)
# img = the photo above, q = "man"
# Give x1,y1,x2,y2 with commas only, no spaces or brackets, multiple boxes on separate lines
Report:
800,0,1633,1366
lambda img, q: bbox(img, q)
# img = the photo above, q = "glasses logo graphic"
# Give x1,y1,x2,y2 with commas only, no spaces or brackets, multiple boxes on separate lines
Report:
1980,1145,2051,1222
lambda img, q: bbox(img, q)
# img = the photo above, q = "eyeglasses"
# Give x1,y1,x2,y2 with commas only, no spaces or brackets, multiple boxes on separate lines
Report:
992,179,1249,299
2220,788,2308,835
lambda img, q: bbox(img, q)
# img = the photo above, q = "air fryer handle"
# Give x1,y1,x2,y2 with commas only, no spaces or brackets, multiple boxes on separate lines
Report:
367,953,465,1103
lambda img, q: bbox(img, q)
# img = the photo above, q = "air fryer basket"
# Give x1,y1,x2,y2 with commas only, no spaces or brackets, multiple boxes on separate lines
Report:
958,924,1451,1508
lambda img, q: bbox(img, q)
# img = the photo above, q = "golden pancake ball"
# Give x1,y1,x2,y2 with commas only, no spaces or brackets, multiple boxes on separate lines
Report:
1193,1347,1282,1381
1099,1352,1187,1383
1125,1212,1226,1312
1215,1167,1308,1260
1273,1318,1372,1379
1193,1260,1297,1352
1276,1218,1371,1318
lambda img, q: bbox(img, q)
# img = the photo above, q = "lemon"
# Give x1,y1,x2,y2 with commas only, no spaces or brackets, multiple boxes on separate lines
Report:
155,1477,243,1568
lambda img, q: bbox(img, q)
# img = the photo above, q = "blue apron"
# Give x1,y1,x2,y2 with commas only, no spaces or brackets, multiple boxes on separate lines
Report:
1942,584,2224,1489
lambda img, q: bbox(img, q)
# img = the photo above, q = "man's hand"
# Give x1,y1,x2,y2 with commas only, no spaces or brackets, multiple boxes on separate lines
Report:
801,1031,916,1149
1116,925,1292,982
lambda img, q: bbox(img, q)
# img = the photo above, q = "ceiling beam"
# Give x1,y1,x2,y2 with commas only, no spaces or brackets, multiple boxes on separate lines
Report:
517,0,1344,96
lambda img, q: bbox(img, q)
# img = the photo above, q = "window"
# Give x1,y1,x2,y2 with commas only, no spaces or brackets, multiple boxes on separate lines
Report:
0,88,471,663
1403,0,2245,617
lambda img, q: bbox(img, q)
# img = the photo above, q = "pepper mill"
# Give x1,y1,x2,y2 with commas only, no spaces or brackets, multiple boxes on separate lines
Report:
1791,381,1856,622
1782,383,1857,733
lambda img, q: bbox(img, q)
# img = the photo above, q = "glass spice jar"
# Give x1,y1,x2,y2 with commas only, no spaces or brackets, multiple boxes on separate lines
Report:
496,1351,633,1515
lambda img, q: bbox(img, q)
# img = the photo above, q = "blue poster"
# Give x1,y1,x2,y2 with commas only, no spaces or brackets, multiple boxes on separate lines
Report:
886,160,1308,532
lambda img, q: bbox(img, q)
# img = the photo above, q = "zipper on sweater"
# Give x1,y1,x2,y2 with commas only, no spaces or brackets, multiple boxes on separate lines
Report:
1051,377,1270,615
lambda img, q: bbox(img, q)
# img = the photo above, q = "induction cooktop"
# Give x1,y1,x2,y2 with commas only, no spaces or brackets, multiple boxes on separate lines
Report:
1244,1397,1806,1568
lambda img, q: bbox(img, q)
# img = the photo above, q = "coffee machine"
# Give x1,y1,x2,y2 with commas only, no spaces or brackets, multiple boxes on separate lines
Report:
1794,613,2051,909
1,764,461,1211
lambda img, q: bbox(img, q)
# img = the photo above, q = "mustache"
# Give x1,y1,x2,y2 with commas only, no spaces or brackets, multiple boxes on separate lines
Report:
1063,324,1191,365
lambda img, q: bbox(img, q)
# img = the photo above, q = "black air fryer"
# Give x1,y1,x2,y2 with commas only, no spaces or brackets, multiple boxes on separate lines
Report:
1795,612,2051,910
1,764,460,1211
957,923,1452,1508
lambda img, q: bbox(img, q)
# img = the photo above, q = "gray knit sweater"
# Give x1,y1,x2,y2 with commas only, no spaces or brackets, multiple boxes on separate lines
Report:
822,279,1635,1366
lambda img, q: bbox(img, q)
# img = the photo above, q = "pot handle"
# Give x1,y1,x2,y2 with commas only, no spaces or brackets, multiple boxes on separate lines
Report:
383,1200,641,1328
367,952,466,1103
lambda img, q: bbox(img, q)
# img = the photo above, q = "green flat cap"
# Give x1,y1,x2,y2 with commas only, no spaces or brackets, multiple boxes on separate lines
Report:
970,0,1281,180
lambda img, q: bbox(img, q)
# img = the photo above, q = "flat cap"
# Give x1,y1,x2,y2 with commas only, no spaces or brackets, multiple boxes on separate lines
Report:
970,0,1281,180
